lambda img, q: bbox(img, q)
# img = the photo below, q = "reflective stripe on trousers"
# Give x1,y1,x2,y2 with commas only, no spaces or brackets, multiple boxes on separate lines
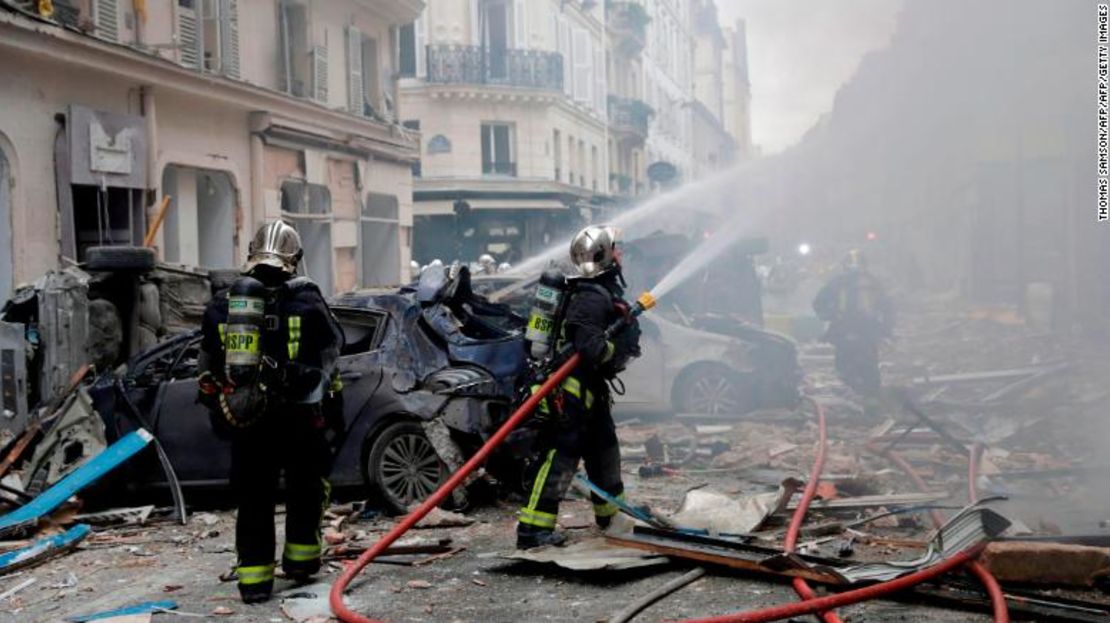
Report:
237,563,274,585
518,449,558,529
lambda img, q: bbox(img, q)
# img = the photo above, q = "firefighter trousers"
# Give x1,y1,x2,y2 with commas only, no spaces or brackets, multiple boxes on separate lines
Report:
231,403,331,592
518,389,624,531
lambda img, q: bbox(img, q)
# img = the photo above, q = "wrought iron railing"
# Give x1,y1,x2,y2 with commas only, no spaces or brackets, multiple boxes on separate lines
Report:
482,161,518,176
426,45,564,91
608,96,652,138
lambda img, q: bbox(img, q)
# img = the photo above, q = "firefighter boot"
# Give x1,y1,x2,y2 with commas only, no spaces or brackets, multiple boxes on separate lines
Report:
516,524,568,550
237,564,275,604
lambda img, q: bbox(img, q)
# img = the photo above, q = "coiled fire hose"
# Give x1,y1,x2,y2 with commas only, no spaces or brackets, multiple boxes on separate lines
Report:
329,293,657,622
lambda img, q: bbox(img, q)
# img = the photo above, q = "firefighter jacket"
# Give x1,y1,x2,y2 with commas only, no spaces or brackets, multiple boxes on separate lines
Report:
812,271,894,342
562,271,642,389
200,275,342,405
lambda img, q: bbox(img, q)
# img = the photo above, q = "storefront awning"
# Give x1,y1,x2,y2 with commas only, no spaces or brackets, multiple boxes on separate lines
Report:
415,198,569,216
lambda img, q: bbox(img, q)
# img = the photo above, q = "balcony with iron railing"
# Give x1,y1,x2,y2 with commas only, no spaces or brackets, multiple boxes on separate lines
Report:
606,1,650,55
426,45,564,91
482,161,518,177
608,96,652,143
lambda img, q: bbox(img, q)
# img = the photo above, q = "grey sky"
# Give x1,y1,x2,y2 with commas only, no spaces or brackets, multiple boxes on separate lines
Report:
716,0,904,153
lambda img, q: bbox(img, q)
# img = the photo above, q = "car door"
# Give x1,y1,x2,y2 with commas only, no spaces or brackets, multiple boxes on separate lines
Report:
329,307,391,484
614,316,667,409
147,336,233,485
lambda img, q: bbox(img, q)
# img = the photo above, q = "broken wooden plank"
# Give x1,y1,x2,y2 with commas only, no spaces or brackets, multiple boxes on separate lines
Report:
0,430,153,538
0,524,91,576
0,422,40,481
910,365,1055,386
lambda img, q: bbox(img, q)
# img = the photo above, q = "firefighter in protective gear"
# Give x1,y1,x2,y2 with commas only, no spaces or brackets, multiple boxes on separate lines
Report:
812,249,894,398
516,225,642,549
198,221,343,604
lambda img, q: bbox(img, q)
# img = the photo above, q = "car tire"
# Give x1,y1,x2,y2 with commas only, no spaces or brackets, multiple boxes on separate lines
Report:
365,421,446,515
674,364,754,417
85,246,156,272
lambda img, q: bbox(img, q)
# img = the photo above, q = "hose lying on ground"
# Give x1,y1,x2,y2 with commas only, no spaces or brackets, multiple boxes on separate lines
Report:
329,354,583,623
781,398,843,623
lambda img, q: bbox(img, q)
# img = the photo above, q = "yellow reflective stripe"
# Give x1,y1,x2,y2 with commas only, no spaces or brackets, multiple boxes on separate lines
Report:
525,449,557,513
288,315,302,360
218,323,226,343
518,508,557,529
601,341,616,363
237,564,274,585
530,384,550,414
562,377,582,399
329,375,344,392
594,493,625,518
283,542,322,562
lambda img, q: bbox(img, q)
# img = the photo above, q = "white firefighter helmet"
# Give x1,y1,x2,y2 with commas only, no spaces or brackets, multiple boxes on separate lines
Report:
478,253,496,274
245,221,303,274
497,262,512,273
569,225,621,278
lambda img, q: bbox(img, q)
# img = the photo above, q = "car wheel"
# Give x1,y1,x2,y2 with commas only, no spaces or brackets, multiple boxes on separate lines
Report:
366,421,446,515
675,365,753,416
85,246,156,272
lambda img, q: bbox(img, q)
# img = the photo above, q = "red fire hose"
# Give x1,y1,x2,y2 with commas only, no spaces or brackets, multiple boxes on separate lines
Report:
329,353,582,623
676,546,986,623
781,398,843,623
866,440,1009,623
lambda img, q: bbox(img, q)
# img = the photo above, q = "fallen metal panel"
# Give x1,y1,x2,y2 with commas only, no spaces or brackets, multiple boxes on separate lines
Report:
23,387,108,493
64,600,177,622
606,528,847,584
786,491,949,511
0,429,153,538
0,321,28,433
502,537,671,571
0,523,90,576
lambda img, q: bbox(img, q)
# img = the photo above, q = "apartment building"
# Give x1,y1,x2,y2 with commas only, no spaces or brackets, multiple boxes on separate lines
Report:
0,0,421,295
641,0,695,187
400,0,611,265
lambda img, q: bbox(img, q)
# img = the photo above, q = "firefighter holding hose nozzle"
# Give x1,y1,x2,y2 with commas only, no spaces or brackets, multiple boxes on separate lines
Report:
516,225,643,549
197,221,344,604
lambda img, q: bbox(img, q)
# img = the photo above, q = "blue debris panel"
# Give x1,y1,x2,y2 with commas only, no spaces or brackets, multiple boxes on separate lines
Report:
64,600,179,622
0,429,154,538
0,523,91,575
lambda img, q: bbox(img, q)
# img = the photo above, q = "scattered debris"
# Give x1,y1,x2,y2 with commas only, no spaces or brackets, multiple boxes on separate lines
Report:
0,575,37,601
0,430,153,538
979,541,1110,587
64,600,178,622
502,537,670,571
608,568,707,623
414,506,476,529
406,579,433,589
0,524,90,575
668,484,793,535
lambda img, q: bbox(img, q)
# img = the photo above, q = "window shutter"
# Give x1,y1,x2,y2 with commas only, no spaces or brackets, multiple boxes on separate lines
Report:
415,14,426,78
573,29,591,104
470,0,481,45
513,0,526,48
177,1,201,69
93,0,120,43
594,44,606,117
559,17,571,97
220,0,240,78
313,44,329,103
347,26,363,114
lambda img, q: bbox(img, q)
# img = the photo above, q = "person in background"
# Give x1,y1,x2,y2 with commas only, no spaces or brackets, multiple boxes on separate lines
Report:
812,249,894,399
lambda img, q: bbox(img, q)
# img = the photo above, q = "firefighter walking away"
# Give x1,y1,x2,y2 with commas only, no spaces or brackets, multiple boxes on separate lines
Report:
516,225,643,549
812,249,894,400
198,221,344,604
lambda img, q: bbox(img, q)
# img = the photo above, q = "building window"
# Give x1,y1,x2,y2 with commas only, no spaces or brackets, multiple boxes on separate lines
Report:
175,0,240,78
553,129,562,182
403,120,422,177
361,193,401,287
161,166,236,269
281,180,334,294
481,0,511,80
591,145,599,192
481,123,516,176
278,1,311,97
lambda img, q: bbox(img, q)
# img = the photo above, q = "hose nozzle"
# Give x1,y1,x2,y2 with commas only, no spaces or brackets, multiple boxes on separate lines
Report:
633,292,657,316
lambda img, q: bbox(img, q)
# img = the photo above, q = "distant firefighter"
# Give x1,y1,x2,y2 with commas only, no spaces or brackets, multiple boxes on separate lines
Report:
812,249,894,398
